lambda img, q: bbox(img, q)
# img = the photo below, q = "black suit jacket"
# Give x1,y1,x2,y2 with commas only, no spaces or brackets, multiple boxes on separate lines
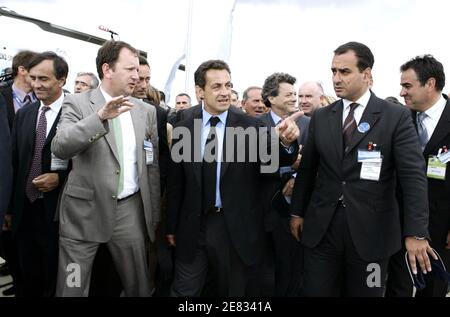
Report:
259,111,310,232
413,96,450,254
291,92,429,261
10,101,69,235
167,105,298,266
143,99,169,194
0,84,15,131
0,94,12,229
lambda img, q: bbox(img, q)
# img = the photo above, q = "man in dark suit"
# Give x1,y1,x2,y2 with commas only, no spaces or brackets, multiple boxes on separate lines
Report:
0,94,12,231
398,54,450,297
0,51,37,296
290,42,436,297
0,50,37,130
258,72,310,296
167,60,301,297
9,52,70,296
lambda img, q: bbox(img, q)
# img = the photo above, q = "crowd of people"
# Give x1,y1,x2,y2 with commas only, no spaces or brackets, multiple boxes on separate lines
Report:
0,39,448,297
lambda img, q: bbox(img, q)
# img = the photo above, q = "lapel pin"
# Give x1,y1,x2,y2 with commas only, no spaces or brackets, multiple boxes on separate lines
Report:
358,122,370,133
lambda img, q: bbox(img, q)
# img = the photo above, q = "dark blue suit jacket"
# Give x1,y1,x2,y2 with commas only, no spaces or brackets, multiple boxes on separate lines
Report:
0,94,12,229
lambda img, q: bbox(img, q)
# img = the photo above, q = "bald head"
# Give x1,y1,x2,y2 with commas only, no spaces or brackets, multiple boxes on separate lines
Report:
298,81,324,116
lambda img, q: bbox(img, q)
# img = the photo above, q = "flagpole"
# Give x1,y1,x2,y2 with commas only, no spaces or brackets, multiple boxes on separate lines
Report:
185,0,194,94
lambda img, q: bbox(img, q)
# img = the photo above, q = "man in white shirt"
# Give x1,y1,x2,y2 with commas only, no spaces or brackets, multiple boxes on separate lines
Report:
8,52,70,296
52,41,160,297
398,54,450,297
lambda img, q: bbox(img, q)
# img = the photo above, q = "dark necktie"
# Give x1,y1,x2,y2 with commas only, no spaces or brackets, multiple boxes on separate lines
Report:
202,116,220,212
23,95,32,106
416,112,428,151
25,106,51,202
343,103,359,151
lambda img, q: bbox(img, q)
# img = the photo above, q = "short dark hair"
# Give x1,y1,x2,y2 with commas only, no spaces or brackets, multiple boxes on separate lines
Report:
12,50,37,78
194,60,231,89
262,72,296,107
400,54,445,92
334,41,374,72
96,40,138,80
385,96,403,106
28,51,68,81
138,55,149,67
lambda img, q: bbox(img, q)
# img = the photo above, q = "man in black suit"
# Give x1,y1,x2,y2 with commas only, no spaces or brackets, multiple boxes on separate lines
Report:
398,55,450,297
9,52,70,296
0,94,12,231
258,72,310,296
167,60,301,297
0,50,37,130
290,42,436,297
0,51,37,296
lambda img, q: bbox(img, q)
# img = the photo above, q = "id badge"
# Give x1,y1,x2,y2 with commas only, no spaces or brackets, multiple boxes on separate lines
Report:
358,150,381,163
144,140,154,165
438,151,450,164
360,161,382,181
50,153,69,171
427,156,446,180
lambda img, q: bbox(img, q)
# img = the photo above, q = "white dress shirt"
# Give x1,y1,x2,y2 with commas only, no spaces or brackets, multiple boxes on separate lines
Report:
100,87,139,199
421,95,447,143
36,92,64,137
342,89,371,126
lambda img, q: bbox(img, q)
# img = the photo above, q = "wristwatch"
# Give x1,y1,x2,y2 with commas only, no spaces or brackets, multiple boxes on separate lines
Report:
413,236,427,241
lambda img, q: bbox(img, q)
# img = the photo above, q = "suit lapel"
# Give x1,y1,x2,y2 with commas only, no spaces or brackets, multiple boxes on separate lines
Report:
220,109,240,180
328,101,344,160
191,106,203,187
424,100,450,155
130,100,145,177
89,89,120,163
24,102,40,152
346,94,381,155
44,109,61,148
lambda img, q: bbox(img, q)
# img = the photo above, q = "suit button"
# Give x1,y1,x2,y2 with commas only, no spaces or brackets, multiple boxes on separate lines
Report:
342,181,346,185
115,170,120,175
112,195,116,199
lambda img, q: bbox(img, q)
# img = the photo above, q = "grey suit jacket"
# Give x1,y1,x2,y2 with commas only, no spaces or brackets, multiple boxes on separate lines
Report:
51,88,161,243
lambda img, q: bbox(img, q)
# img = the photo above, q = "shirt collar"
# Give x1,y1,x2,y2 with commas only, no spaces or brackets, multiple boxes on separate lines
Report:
39,91,64,115
342,89,371,111
423,95,446,121
270,110,283,125
12,83,35,103
202,106,228,127
100,85,113,103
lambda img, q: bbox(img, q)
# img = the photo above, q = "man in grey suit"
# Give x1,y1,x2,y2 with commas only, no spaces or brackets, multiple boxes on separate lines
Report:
51,40,160,297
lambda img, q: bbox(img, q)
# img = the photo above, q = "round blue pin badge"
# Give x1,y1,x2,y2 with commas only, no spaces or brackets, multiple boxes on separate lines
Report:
358,122,370,133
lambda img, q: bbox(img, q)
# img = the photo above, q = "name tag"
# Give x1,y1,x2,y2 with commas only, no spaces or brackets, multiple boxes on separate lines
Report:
438,151,450,164
427,156,446,180
360,160,382,181
51,153,69,171
358,150,381,163
144,140,154,165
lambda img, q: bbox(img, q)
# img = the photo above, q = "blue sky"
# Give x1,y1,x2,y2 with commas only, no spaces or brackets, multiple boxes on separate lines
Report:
1,0,449,104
